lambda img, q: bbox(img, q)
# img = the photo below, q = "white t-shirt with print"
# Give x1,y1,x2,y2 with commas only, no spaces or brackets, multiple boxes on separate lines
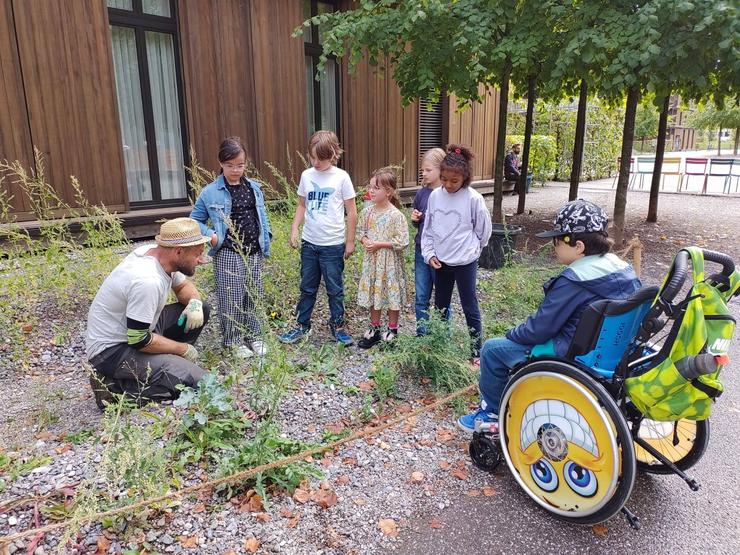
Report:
297,166,356,246
85,244,187,359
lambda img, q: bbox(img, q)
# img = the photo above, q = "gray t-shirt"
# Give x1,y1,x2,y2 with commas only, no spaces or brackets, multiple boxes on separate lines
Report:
421,186,493,266
85,244,186,359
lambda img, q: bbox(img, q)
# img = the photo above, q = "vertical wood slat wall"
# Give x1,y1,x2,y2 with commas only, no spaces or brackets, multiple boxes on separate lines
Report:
447,85,500,181
342,60,419,188
8,0,127,220
177,0,258,170
0,0,32,214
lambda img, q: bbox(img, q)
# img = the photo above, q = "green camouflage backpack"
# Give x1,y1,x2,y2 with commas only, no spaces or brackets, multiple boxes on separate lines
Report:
625,247,739,421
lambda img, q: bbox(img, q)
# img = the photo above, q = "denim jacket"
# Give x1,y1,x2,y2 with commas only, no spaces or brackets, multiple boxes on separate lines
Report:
190,175,272,258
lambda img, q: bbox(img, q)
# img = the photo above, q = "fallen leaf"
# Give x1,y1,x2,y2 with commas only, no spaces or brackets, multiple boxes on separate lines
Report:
421,394,437,405
304,455,314,463
420,376,432,385
287,514,301,528
325,422,345,435
378,518,399,537
379,441,391,449
280,506,293,518
21,323,34,333
592,523,608,537
482,486,496,497
240,494,263,513
430,518,443,529
358,379,375,391
34,431,55,441
354,497,367,506
466,489,480,497
192,503,206,513
410,471,425,484
293,488,310,504
336,474,350,486
418,438,434,447
307,424,317,433
255,512,271,522
244,537,261,553
319,457,333,467
55,443,73,455
222,551,238,555
451,468,469,481
435,428,455,443
315,489,338,509
179,535,199,548
396,403,412,413
438,460,452,471
342,457,358,466
93,535,111,555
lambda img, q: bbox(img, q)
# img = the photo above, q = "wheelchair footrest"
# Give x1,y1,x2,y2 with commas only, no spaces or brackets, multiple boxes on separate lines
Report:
621,506,641,530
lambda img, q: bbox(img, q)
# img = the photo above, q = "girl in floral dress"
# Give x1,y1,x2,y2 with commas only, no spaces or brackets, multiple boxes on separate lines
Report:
356,168,409,348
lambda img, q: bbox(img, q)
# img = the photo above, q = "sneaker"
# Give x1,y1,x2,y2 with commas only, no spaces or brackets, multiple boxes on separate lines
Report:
358,326,381,349
89,371,118,411
332,327,354,346
381,328,398,342
457,408,498,434
279,326,310,344
233,345,254,359
250,340,268,357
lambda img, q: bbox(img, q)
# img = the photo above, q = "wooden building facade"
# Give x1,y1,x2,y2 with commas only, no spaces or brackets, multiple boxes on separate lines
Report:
1,0,500,226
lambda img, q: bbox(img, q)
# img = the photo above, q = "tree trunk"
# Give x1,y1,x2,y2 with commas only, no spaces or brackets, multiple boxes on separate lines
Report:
493,60,511,223
641,137,646,152
613,87,639,246
568,80,588,200
718,128,722,155
647,95,669,223
517,74,536,215
734,127,739,155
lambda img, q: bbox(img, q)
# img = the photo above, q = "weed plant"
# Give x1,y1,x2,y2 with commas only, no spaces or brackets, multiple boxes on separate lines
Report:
372,311,477,394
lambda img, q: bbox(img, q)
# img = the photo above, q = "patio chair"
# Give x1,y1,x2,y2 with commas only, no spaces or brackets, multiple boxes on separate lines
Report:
632,156,655,190
612,157,635,188
680,158,708,192
659,157,682,191
702,158,733,194
729,159,740,193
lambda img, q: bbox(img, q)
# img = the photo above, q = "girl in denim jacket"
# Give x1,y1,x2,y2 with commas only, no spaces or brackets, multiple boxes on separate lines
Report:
190,137,272,359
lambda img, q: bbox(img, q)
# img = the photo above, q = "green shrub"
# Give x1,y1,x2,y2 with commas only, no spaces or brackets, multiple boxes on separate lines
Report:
506,134,557,185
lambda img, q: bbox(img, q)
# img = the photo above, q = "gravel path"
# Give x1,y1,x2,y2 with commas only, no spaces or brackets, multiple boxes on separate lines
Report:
1,183,739,554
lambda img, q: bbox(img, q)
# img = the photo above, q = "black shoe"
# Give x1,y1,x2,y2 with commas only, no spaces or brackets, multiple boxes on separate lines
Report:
88,370,119,410
358,326,382,349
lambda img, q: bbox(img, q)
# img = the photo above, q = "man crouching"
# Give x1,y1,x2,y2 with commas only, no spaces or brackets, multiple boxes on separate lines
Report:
85,217,212,409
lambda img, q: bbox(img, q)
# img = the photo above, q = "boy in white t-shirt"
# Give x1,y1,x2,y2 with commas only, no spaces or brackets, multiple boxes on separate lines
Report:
279,130,357,345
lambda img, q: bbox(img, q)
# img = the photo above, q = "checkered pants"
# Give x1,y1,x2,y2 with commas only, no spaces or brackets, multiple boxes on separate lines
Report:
214,247,264,347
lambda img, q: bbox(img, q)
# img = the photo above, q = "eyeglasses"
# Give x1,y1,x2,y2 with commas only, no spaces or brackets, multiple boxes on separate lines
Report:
224,163,246,171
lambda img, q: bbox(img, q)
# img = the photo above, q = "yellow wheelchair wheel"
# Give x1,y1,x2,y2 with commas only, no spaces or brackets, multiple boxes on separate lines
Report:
499,360,636,524
634,418,709,474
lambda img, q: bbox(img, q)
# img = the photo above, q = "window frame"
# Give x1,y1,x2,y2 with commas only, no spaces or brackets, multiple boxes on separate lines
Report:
108,0,190,208
304,0,341,140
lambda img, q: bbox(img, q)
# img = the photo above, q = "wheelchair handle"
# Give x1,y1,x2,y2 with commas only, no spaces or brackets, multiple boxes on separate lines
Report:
702,249,735,277
661,250,689,302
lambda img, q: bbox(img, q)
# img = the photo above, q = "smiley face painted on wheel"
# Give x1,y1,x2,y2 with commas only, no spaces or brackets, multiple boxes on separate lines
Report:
505,375,617,512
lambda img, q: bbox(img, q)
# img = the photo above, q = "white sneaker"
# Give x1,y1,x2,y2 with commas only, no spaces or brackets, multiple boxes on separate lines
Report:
233,345,254,359
250,340,268,357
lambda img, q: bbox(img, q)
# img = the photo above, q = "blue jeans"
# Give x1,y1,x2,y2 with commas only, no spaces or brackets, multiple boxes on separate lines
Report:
296,241,346,329
414,245,435,334
479,337,531,415
434,260,482,357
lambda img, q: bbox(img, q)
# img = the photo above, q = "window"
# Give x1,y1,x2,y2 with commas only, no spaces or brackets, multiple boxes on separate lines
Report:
107,0,188,206
303,1,340,138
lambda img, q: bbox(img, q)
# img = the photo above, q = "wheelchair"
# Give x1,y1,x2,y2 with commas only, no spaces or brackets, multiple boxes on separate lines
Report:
468,248,738,529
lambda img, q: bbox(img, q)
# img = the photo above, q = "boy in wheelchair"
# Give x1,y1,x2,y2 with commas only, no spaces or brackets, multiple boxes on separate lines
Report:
458,199,642,433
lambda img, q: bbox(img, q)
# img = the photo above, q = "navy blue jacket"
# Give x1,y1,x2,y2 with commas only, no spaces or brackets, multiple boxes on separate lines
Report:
506,253,642,356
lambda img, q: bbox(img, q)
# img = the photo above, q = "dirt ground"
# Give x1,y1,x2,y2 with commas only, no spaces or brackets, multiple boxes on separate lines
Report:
501,183,740,283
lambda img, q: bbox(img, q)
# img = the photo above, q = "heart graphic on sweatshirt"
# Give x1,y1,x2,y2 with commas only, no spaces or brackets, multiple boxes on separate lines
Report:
431,209,462,235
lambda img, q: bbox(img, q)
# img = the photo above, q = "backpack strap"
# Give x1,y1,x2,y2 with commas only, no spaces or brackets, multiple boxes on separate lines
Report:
691,378,722,400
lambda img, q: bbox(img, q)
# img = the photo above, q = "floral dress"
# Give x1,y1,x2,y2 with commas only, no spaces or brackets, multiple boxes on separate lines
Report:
357,205,409,310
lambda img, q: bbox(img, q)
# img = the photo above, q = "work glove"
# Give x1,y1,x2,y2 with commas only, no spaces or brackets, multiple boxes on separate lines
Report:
178,299,204,332
183,344,199,362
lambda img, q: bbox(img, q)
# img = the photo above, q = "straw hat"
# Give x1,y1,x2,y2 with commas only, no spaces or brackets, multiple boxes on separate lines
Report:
155,217,210,247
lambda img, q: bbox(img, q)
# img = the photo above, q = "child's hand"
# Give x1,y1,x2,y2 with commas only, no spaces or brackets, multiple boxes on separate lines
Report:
429,256,442,269
411,209,423,222
289,228,300,249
